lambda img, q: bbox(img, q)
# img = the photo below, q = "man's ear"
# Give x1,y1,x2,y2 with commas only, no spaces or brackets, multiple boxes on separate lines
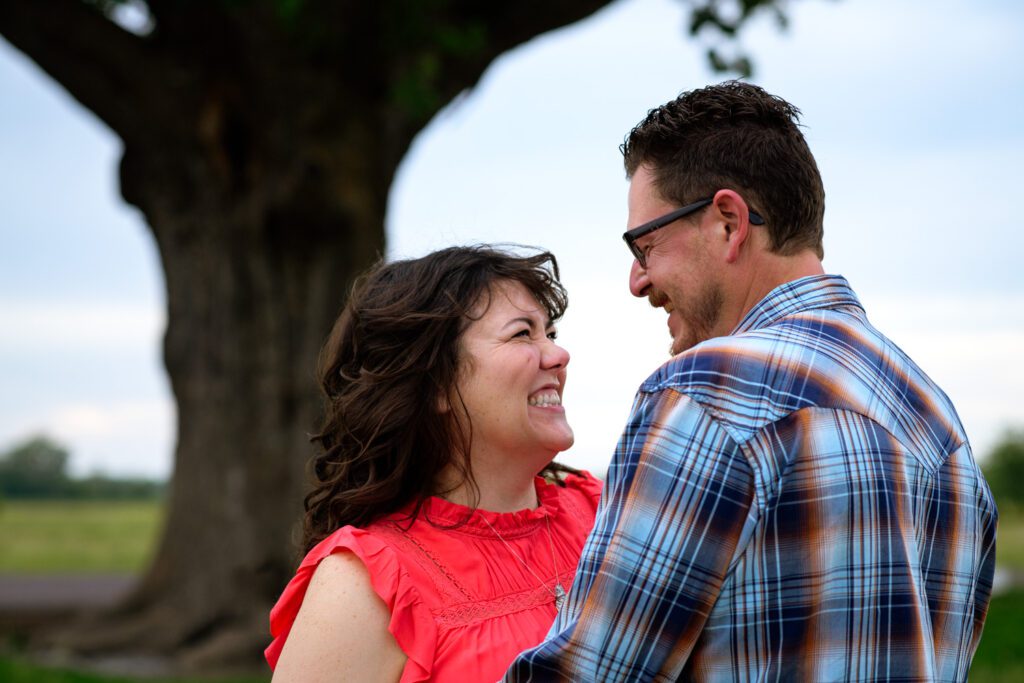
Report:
711,189,754,264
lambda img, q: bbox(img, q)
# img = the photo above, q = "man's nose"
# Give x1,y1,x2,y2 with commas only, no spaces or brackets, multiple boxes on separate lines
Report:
629,258,651,298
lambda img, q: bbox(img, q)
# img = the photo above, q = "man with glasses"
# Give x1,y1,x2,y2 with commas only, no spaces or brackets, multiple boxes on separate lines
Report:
506,81,996,681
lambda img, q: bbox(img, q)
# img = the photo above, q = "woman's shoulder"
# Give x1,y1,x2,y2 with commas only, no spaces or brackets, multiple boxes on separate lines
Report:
267,523,437,676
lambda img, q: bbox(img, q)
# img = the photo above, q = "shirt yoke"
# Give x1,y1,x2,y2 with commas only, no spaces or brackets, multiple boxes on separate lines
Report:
640,303,967,474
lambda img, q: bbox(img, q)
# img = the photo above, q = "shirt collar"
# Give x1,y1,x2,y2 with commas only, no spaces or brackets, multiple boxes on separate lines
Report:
731,274,864,335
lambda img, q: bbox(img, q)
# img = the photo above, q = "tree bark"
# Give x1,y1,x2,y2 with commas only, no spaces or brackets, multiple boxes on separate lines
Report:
45,102,397,667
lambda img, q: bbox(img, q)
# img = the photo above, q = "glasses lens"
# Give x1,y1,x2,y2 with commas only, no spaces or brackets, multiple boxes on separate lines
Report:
633,242,645,268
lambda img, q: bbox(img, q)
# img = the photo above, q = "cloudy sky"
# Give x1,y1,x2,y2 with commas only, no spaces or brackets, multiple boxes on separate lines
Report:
2,0,1022,479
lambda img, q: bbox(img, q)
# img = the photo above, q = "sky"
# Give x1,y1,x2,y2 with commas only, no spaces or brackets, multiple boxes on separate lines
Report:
1,0,1023,479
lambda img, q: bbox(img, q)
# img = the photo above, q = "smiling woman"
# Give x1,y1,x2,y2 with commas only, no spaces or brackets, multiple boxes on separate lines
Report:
450,280,576,510
267,245,601,683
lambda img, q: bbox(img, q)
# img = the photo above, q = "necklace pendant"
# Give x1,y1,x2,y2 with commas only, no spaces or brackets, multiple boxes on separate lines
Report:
553,583,567,610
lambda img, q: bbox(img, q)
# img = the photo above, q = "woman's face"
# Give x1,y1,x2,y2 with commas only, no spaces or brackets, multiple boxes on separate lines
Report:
453,280,574,468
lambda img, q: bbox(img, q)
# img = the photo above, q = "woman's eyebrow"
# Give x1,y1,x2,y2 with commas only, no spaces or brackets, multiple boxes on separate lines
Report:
501,316,553,331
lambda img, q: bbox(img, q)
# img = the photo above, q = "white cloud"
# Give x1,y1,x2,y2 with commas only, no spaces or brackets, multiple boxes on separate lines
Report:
0,299,165,352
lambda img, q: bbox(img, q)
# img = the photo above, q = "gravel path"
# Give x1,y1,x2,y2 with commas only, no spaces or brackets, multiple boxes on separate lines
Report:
0,573,136,609
0,573,137,634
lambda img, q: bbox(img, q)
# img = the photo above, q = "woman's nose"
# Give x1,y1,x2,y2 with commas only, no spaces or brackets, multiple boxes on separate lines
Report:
542,340,570,370
629,258,651,298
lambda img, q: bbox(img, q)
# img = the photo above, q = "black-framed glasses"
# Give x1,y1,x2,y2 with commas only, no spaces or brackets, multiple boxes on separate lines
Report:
622,197,765,268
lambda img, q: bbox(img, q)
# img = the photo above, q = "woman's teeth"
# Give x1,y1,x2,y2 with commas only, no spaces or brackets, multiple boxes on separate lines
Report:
529,393,561,407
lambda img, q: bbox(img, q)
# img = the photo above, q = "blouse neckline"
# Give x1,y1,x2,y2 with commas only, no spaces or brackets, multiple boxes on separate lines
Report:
395,476,562,539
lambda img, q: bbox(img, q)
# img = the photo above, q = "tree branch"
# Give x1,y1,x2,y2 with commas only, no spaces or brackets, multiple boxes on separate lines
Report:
0,0,177,141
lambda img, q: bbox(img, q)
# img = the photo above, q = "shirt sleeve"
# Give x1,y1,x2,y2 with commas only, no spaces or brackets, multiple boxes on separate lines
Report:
505,388,757,682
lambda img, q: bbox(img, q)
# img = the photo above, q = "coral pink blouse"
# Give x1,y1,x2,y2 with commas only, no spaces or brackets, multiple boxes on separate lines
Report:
266,472,601,682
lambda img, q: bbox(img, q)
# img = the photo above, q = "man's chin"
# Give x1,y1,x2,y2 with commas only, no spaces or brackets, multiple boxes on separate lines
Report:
670,327,704,356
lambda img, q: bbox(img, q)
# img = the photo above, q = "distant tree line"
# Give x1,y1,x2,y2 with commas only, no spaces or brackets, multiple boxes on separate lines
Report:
0,435,165,500
983,429,1024,512
4,427,1020,507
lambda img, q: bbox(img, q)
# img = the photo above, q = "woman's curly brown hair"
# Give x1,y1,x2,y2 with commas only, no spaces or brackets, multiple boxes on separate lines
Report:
302,245,574,553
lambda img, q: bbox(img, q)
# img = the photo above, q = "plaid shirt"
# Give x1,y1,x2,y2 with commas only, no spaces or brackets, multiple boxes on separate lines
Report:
506,275,997,682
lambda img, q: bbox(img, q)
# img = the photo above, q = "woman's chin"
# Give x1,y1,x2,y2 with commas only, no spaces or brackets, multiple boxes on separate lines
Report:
544,427,575,455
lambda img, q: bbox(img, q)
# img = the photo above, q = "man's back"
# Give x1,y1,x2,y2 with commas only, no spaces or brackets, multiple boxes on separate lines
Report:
511,275,996,682
651,274,995,679
645,275,996,680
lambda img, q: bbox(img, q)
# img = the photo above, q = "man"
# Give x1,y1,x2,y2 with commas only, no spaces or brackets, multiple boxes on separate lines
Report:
506,81,997,681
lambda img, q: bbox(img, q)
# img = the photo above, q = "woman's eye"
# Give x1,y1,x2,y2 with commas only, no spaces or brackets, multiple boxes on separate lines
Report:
513,329,531,338
547,330,558,341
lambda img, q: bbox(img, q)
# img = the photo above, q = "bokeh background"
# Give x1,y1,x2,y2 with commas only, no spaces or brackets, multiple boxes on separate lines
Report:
3,0,1023,479
2,0,1022,680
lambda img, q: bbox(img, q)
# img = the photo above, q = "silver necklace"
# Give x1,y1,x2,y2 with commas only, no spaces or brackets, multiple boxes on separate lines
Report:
478,512,567,610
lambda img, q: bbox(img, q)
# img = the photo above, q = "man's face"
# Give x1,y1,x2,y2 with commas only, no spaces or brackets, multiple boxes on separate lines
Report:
626,165,725,355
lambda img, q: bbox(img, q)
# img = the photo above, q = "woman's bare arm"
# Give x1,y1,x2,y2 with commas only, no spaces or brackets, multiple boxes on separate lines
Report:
272,551,407,682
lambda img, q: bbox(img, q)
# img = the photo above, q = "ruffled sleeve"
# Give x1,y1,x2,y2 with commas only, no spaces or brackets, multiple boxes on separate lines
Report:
265,526,438,682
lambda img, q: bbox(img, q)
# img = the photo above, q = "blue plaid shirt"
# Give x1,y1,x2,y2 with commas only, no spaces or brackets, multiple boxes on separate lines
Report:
506,275,996,682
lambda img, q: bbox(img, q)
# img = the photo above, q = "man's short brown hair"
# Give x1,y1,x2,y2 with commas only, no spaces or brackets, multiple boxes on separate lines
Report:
621,81,825,258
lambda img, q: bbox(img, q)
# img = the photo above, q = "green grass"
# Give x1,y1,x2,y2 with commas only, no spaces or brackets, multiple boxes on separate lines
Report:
0,656,267,683
970,588,1024,682
0,500,164,573
996,505,1024,572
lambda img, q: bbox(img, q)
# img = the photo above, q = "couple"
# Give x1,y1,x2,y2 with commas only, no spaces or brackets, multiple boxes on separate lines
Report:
267,82,996,682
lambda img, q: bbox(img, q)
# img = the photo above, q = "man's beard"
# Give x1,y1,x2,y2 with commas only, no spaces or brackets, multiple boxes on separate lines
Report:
650,282,724,356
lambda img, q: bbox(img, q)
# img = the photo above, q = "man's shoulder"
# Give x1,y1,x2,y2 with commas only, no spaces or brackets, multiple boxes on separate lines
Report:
641,323,813,395
638,307,966,457
637,330,813,441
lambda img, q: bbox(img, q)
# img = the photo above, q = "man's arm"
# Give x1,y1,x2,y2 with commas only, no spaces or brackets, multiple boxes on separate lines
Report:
506,389,757,681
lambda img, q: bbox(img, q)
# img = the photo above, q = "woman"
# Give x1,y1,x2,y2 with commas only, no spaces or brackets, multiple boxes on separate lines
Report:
267,246,601,682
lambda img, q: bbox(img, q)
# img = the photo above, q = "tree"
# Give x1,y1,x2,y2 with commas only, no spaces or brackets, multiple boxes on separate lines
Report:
0,0,800,671
983,430,1024,510
0,435,72,498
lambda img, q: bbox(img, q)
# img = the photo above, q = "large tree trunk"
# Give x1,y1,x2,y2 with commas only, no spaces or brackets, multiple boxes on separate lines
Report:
46,112,397,669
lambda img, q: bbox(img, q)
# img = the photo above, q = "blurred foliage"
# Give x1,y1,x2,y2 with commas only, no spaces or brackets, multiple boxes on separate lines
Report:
0,436,164,501
995,506,1024,572
969,588,1024,683
0,436,72,498
687,0,793,78
982,429,1024,511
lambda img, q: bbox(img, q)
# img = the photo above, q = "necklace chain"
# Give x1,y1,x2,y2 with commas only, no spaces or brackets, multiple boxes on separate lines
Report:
478,512,567,610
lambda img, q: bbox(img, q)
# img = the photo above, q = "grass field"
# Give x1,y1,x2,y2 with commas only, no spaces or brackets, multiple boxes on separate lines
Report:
0,500,165,573
1,500,1021,681
995,505,1024,571
0,657,268,683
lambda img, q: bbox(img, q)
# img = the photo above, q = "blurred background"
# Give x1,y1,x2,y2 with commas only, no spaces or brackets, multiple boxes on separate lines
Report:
1,0,1022,680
